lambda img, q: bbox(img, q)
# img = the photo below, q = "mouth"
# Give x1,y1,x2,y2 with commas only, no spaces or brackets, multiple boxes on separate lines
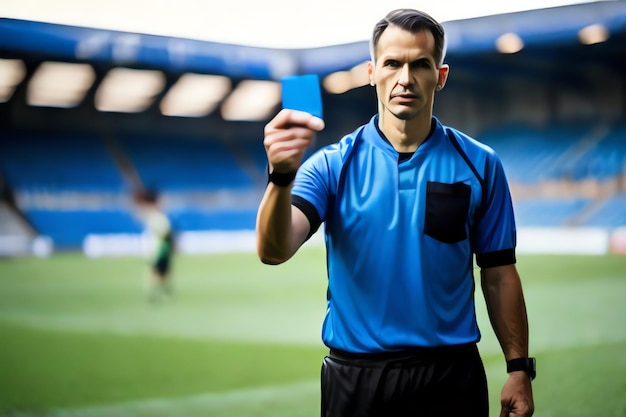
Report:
391,93,417,104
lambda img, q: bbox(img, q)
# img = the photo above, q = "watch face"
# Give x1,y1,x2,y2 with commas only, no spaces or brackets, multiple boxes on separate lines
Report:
523,357,537,380
529,357,537,379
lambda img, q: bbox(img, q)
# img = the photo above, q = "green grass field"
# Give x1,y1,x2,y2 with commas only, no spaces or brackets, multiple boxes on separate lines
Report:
1,248,625,417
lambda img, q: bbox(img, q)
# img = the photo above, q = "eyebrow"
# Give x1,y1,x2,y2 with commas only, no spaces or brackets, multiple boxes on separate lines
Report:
380,55,434,64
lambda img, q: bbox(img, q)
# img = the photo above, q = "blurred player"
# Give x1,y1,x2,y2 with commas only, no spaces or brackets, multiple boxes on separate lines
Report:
133,189,174,303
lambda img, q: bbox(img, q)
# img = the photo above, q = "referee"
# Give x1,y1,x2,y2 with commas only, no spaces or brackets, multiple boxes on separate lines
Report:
257,8,534,417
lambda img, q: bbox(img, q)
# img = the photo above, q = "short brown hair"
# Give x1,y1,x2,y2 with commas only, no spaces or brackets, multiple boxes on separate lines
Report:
370,9,447,66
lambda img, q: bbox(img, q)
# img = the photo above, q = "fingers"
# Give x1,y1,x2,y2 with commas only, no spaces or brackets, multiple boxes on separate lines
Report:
501,372,534,417
264,109,325,172
265,108,325,133
500,399,534,417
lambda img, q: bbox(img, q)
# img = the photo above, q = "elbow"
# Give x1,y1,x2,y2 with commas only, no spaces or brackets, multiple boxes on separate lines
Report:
258,250,289,265
256,243,290,265
259,255,285,265
256,228,299,265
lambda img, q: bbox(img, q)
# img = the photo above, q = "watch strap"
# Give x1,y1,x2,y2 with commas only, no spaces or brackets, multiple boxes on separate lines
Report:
268,170,297,187
506,357,536,380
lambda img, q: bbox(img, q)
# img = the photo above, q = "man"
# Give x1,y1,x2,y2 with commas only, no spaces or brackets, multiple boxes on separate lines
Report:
134,189,174,302
257,8,534,417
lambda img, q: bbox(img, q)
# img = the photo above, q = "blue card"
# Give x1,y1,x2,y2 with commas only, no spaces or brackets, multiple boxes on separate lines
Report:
281,74,323,119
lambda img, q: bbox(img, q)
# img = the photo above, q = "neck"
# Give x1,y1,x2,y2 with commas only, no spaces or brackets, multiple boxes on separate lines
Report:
378,109,433,153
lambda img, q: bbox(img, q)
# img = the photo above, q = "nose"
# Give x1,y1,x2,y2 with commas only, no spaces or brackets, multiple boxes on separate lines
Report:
398,64,412,87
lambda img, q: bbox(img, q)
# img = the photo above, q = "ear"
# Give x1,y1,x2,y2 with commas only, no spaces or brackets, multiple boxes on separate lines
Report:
436,64,450,91
367,61,375,86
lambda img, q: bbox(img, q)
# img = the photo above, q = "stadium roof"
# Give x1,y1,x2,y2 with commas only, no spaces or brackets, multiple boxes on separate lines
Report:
1,1,625,80
0,0,603,48
1,1,624,123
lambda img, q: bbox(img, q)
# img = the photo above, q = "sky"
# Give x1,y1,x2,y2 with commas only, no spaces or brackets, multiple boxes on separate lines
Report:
0,0,598,48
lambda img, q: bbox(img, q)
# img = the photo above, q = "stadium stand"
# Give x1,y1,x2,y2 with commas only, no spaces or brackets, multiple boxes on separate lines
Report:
478,120,625,228
0,131,264,248
513,197,592,227
23,208,142,249
565,123,626,181
581,190,626,228
1,2,625,252
114,134,257,192
0,131,126,192
478,121,608,184
167,207,257,231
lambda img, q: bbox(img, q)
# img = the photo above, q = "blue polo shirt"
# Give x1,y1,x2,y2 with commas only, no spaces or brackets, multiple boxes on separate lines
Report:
292,115,516,353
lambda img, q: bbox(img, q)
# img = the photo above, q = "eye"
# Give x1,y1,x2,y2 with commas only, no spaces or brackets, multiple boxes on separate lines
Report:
413,59,432,69
383,60,401,68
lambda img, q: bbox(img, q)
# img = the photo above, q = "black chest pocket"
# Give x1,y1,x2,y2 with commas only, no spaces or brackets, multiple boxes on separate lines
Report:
424,181,471,243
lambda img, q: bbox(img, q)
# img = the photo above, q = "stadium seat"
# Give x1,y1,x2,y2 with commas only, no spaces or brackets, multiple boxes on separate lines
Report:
115,135,257,192
479,122,603,183
581,190,626,228
167,207,257,231
513,197,591,227
0,132,126,192
24,209,143,248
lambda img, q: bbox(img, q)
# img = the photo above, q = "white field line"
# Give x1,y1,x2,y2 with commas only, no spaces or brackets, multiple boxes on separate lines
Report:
47,380,319,417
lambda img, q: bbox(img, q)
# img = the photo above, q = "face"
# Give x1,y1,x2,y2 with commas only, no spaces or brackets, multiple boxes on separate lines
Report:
368,25,448,121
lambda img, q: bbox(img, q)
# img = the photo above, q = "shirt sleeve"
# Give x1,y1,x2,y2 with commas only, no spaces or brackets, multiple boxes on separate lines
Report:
291,149,332,231
472,152,517,268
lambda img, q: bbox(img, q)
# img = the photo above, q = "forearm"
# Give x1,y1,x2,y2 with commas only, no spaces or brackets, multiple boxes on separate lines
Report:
256,183,297,264
257,108,324,265
481,265,529,360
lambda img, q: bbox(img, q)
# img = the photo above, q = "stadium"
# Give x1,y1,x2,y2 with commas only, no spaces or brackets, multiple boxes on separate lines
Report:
1,1,625,416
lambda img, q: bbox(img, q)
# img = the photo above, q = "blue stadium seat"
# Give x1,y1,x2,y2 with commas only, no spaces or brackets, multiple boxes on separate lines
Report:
513,197,590,227
566,124,626,180
0,132,126,192
116,135,256,192
167,207,256,231
581,191,626,228
479,122,601,183
24,209,143,248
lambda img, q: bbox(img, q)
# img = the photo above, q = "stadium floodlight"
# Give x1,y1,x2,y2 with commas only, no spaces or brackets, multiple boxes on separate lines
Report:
323,61,370,94
27,62,95,108
160,73,231,118
496,33,524,54
220,80,281,121
578,24,609,45
95,67,165,113
0,59,26,103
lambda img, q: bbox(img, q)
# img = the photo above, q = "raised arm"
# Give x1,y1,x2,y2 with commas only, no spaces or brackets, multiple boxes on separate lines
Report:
256,109,324,265
481,264,534,417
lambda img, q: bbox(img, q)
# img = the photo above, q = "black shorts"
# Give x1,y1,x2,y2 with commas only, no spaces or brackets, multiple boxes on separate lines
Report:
321,343,488,417
152,254,171,275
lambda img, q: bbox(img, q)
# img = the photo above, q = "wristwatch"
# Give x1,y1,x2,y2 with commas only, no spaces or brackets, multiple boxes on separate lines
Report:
506,357,536,380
